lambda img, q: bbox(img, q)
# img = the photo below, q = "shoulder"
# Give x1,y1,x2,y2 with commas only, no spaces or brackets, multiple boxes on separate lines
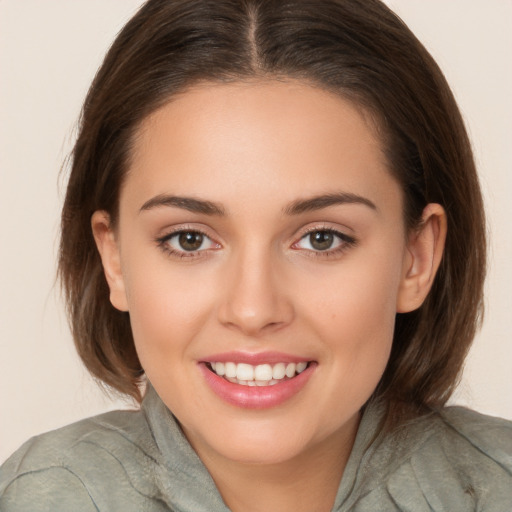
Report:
437,406,512,464
0,465,97,512
363,407,512,511
423,406,512,485
0,408,164,511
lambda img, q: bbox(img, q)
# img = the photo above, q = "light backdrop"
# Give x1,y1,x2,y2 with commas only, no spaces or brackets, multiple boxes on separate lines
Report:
1,0,511,463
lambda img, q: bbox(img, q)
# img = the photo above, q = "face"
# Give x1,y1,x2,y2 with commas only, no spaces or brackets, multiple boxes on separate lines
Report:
96,81,419,467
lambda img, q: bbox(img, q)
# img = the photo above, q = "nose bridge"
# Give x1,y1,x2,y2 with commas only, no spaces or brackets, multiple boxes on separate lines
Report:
218,240,293,336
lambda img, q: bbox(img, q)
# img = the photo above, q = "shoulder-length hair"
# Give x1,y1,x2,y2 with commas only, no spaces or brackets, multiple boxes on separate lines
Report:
59,0,486,422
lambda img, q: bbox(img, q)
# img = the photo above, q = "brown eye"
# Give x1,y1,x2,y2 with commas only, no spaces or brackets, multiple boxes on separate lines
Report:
178,231,204,251
294,228,356,254
157,229,219,257
309,231,334,251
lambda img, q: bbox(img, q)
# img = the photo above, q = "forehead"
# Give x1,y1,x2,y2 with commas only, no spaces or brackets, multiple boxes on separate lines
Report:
125,80,400,215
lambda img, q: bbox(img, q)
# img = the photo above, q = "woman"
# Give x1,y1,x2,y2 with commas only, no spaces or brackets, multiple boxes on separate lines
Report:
1,1,511,510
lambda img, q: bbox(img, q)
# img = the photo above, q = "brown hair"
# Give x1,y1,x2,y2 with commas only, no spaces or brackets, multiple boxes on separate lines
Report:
59,0,486,419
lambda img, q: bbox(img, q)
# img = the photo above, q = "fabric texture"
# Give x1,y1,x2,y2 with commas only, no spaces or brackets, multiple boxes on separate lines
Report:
1,385,511,511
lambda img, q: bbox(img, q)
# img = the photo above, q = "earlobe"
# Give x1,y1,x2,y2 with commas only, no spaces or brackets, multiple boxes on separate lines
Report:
396,203,447,313
91,211,129,312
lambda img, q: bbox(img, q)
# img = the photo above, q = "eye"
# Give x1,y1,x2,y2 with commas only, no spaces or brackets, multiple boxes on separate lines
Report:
158,229,219,256
294,229,355,253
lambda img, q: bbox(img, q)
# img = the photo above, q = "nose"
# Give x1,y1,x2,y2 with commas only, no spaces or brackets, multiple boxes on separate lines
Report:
217,246,295,337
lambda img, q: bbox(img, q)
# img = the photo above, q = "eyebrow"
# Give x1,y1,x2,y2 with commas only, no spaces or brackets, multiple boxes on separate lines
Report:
139,194,225,215
139,191,376,217
283,192,377,215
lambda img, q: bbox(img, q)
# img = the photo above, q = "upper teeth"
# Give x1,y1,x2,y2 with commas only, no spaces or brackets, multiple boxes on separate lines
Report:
210,361,308,384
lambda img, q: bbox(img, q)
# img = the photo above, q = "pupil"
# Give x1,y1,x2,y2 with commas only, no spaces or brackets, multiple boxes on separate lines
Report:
310,231,333,250
179,232,203,251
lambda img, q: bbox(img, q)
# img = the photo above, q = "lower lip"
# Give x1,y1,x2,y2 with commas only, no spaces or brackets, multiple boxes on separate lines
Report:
199,362,316,409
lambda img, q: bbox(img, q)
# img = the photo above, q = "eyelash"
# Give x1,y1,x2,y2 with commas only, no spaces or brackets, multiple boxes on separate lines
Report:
293,227,357,258
156,226,357,260
156,227,219,260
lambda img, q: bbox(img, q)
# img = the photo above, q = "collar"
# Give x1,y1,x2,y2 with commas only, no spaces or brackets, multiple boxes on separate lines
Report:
141,384,385,512
142,384,230,512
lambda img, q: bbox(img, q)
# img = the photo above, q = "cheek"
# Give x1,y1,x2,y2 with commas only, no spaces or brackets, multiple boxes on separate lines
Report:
122,256,219,362
296,244,404,389
300,245,403,333
314,276,396,374
303,280,396,422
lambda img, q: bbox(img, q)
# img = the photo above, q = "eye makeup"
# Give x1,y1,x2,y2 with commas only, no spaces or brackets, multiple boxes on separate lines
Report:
155,223,357,261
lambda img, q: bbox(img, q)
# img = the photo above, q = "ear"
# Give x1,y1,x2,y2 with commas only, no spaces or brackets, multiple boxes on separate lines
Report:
396,203,447,313
91,210,129,312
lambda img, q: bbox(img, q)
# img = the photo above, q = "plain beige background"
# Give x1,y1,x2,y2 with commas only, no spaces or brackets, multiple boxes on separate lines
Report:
1,0,511,464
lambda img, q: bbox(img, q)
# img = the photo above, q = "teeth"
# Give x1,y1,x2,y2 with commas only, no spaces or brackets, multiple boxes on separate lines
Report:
255,364,273,380
225,362,237,378
296,362,307,373
236,363,254,381
209,361,309,385
272,363,286,379
285,363,296,378
215,362,225,376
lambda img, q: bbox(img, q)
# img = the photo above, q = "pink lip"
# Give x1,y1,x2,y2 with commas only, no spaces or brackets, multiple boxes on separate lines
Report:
198,360,316,410
200,351,311,365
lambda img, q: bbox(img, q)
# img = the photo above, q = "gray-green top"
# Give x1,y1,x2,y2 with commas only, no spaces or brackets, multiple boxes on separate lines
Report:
1,385,511,511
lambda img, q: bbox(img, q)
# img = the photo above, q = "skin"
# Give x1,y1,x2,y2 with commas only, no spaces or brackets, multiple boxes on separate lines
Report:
93,80,446,512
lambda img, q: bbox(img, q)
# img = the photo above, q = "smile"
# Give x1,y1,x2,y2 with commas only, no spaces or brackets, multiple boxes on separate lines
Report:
208,361,308,386
199,355,316,409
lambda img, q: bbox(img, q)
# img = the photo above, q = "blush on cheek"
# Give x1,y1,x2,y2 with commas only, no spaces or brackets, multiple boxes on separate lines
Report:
127,278,213,364
341,333,393,411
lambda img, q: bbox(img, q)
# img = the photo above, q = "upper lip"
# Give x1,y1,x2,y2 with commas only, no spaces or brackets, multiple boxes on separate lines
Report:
200,351,313,365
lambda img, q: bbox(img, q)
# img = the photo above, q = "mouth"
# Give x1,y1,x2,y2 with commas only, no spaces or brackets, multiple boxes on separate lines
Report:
206,361,309,386
199,356,316,409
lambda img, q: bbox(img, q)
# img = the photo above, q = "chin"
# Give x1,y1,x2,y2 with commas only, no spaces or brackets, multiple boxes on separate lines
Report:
183,415,312,464
217,439,310,466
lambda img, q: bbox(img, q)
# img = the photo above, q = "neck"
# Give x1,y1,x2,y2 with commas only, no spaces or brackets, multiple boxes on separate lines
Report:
192,414,360,512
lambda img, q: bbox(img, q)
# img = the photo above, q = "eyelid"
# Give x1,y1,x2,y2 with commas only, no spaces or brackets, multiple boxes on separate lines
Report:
293,222,355,242
154,222,356,260
291,225,357,255
155,224,221,258
155,222,220,243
